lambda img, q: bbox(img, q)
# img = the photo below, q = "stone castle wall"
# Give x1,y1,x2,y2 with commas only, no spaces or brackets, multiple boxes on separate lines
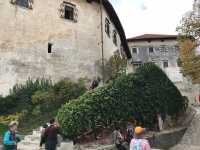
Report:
0,0,122,95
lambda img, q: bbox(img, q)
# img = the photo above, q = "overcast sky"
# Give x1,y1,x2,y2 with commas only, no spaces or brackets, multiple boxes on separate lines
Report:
109,0,194,38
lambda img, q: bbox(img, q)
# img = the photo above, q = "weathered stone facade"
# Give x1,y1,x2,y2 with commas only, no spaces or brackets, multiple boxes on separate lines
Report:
127,34,183,82
0,0,131,95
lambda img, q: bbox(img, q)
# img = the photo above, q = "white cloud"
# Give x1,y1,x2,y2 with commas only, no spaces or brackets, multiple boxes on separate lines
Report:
110,0,194,38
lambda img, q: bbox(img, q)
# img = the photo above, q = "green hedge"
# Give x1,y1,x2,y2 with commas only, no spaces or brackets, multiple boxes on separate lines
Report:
57,63,187,139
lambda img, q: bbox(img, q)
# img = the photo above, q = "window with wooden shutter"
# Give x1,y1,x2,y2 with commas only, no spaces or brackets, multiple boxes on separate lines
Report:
73,7,78,22
59,3,65,18
59,1,77,22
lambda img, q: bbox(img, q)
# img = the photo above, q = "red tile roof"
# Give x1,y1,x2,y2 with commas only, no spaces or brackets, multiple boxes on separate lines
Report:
127,34,178,42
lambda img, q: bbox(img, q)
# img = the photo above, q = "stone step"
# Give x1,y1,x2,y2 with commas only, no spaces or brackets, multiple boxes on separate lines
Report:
57,142,74,150
17,145,44,150
18,140,40,146
24,135,41,141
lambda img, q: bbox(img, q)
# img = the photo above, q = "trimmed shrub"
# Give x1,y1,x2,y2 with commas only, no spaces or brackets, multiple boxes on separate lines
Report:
57,63,186,139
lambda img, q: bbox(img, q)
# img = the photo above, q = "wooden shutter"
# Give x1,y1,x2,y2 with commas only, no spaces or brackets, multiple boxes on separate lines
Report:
59,3,65,18
28,0,33,9
73,7,78,22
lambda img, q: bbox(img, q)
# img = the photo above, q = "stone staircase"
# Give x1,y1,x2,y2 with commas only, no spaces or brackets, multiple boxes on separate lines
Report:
16,127,162,150
17,128,73,150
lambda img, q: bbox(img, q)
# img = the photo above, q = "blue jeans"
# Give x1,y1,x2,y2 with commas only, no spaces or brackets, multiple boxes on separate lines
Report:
45,140,57,150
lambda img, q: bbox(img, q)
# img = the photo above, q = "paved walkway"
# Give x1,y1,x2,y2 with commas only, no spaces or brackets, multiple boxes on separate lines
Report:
170,107,200,150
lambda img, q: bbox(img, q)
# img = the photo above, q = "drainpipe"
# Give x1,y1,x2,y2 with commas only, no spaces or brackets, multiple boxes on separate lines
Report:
100,0,105,84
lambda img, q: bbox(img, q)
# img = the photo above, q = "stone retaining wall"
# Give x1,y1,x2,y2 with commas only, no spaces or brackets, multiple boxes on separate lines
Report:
147,127,187,149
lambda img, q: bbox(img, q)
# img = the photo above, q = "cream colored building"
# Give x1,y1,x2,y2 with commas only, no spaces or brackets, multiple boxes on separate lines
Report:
127,34,183,82
0,0,131,95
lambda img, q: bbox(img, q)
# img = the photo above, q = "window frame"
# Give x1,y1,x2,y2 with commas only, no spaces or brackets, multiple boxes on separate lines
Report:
113,30,118,46
163,60,169,68
132,61,142,67
59,1,78,22
132,47,138,54
149,47,154,54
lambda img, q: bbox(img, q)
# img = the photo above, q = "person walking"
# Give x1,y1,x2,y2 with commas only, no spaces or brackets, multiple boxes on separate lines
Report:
126,124,134,145
130,126,151,150
113,126,126,150
44,119,60,150
3,121,19,150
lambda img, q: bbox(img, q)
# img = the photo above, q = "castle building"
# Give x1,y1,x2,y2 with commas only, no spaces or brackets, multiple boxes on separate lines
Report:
127,34,183,82
0,0,131,95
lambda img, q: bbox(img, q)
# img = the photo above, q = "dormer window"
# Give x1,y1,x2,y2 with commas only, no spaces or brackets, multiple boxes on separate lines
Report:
105,18,110,37
10,0,33,9
59,2,78,22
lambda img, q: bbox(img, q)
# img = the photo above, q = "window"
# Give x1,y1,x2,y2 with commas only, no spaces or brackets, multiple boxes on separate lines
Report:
64,5,74,20
149,47,154,53
159,45,168,55
48,43,52,53
132,48,138,54
10,0,33,9
113,30,117,45
105,18,110,37
59,2,78,22
161,39,165,42
132,61,142,67
163,60,168,68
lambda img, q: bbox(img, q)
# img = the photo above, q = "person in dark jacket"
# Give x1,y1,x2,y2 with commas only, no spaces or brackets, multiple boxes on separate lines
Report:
44,119,60,150
3,121,18,150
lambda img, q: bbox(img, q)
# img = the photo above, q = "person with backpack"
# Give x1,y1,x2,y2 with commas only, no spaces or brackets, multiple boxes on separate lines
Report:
130,126,151,150
3,121,19,150
126,124,134,145
39,123,48,149
113,126,126,150
44,119,60,150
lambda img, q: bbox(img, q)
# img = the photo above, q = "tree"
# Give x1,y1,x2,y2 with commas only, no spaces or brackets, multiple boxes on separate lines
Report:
177,0,200,41
178,39,200,83
177,0,200,83
95,52,127,82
